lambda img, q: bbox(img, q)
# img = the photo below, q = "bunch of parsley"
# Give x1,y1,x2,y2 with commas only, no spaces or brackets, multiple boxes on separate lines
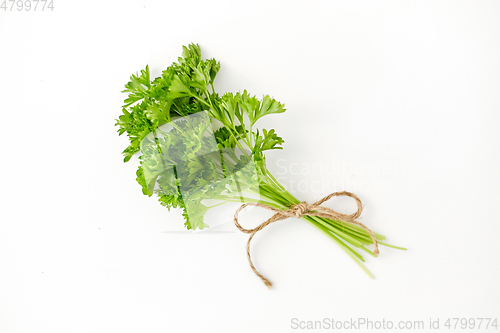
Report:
116,44,403,277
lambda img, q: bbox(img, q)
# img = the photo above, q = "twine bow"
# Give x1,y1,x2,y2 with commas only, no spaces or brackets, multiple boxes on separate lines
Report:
233,191,379,288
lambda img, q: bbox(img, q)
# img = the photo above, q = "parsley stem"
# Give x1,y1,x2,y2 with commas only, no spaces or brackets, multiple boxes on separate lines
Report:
256,170,405,268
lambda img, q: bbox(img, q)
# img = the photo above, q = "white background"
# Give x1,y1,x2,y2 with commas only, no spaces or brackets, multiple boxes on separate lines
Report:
1,1,499,332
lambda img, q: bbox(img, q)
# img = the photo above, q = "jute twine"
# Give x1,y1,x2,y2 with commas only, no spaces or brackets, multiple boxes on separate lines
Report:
233,191,379,289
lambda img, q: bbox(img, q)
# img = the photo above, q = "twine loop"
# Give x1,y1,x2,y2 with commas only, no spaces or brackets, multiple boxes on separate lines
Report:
233,191,379,289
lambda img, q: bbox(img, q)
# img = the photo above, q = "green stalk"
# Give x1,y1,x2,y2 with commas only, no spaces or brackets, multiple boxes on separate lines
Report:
247,170,405,277
306,218,374,278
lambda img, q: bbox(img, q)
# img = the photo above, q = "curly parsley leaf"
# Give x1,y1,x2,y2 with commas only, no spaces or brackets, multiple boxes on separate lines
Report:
116,44,286,230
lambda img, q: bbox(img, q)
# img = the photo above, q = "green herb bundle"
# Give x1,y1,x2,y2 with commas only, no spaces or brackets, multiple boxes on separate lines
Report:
115,44,404,279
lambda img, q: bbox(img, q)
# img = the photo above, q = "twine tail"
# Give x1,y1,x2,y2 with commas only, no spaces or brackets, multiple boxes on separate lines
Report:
246,232,273,289
234,208,286,289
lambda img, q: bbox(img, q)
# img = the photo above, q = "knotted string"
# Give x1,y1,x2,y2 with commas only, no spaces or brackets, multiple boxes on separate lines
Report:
233,191,379,288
